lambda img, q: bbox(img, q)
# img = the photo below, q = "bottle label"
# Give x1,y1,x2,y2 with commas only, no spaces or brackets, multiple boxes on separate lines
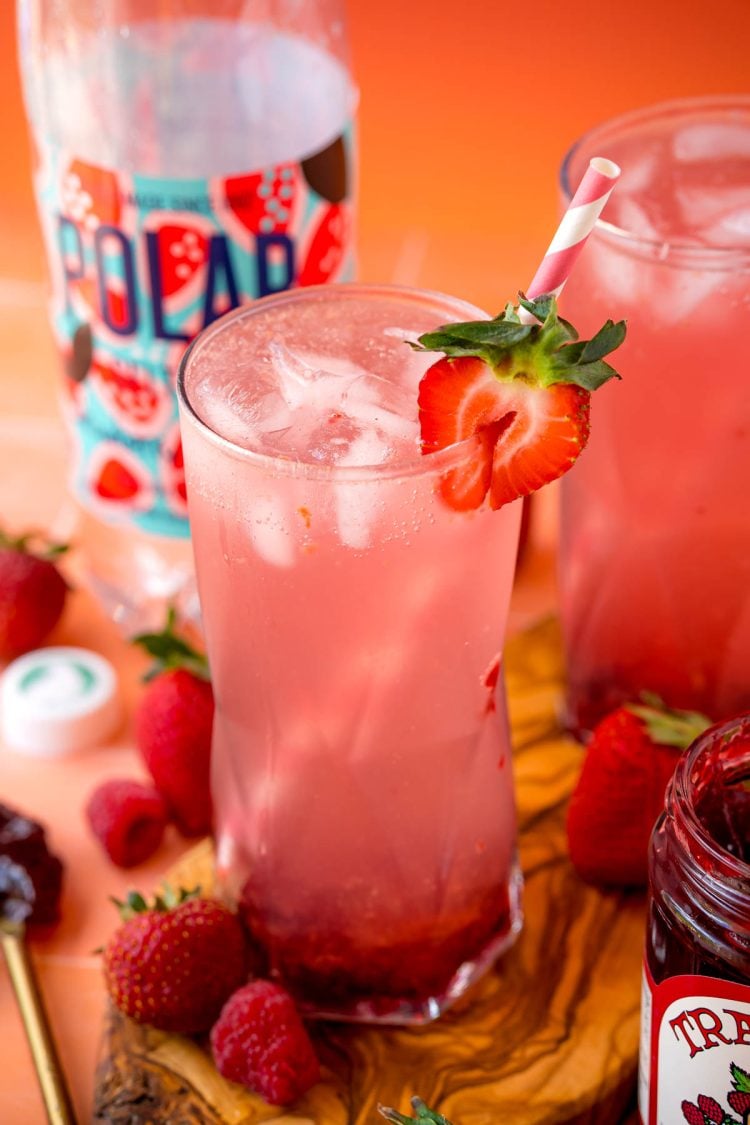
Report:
639,961,750,1124
34,130,356,537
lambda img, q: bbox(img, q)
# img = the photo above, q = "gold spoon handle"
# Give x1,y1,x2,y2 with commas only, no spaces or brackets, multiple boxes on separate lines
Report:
1,926,78,1125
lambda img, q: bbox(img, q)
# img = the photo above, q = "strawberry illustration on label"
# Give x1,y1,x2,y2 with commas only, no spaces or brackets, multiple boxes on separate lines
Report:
61,159,121,231
142,212,215,319
90,356,172,440
155,223,209,299
298,202,350,286
89,442,154,511
220,165,298,240
161,423,188,516
95,458,140,502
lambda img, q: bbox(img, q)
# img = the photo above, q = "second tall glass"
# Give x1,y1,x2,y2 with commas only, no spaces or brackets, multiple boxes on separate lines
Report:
558,97,750,734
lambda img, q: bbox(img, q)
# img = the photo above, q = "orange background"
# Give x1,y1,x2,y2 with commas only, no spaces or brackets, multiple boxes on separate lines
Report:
0,0,749,1120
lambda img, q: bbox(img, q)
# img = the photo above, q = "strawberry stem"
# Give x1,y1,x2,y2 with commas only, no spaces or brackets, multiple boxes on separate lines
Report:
378,1098,454,1124
626,694,712,750
132,607,210,682
110,885,201,920
0,527,70,560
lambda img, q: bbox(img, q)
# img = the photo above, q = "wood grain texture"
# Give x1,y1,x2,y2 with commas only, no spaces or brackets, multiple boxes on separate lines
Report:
94,618,646,1125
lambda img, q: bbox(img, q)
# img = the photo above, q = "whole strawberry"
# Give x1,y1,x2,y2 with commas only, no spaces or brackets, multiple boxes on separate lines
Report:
0,530,68,659
566,698,711,887
210,980,320,1105
133,609,213,836
103,887,247,1033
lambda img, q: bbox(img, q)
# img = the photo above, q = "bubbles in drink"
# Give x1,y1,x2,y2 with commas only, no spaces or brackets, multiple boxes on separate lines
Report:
243,490,294,569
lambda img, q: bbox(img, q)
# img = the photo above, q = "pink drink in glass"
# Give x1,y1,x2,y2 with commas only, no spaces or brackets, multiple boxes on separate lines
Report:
559,97,750,734
177,285,523,1023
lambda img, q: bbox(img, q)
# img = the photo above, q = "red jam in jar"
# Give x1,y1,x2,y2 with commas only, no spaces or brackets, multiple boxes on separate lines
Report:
639,715,750,1124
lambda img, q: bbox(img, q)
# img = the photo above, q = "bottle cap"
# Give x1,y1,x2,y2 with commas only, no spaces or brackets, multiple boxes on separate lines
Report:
1,647,121,757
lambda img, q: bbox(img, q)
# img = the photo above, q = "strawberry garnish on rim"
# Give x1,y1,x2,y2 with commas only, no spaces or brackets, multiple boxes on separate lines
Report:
414,293,626,510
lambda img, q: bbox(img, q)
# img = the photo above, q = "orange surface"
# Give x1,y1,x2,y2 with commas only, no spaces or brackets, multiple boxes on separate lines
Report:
1,0,749,1120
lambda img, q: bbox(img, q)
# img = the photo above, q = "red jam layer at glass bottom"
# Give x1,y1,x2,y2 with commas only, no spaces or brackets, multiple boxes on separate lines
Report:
239,875,522,1023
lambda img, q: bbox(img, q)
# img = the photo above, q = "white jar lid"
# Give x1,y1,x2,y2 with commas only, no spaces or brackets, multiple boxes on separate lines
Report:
1,647,121,757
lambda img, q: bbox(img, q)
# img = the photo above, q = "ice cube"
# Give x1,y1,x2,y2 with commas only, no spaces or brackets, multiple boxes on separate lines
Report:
337,429,392,469
269,342,375,412
704,206,750,248
342,396,415,444
654,267,723,322
619,150,659,195
674,123,750,163
676,185,750,231
590,239,643,304
194,379,264,448
334,431,392,549
348,368,415,415
244,489,294,568
269,342,338,410
611,196,662,241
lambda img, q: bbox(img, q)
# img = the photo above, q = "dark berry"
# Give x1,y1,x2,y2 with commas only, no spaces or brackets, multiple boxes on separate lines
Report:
0,803,63,924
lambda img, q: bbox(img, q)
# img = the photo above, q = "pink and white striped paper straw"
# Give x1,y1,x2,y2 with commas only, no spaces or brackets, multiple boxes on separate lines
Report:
522,156,620,315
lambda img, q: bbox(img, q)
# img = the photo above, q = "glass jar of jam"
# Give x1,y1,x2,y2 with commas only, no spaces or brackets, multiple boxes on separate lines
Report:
639,714,750,1125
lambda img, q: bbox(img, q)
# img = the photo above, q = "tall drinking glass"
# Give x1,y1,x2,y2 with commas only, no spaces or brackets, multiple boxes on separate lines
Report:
177,284,523,1023
558,97,750,735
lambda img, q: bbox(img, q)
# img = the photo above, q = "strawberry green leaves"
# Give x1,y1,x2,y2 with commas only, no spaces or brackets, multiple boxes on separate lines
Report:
378,1097,454,1125
626,694,711,750
109,884,201,920
412,292,626,393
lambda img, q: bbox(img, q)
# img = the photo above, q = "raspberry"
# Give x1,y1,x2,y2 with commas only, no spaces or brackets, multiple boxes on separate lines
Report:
681,1102,705,1125
86,779,167,867
210,980,320,1105
698,1094,724,1123
728,1091,750,1115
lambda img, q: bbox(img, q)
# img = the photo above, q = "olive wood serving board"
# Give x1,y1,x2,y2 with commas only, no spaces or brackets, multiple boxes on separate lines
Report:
93,618,646,1124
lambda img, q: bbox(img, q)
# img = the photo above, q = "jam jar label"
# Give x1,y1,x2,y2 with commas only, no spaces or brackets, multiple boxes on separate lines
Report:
639,962,750,1124
33,132,355,538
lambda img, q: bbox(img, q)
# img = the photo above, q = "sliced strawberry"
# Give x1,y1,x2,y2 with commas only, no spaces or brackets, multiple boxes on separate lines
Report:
414,294,626,511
